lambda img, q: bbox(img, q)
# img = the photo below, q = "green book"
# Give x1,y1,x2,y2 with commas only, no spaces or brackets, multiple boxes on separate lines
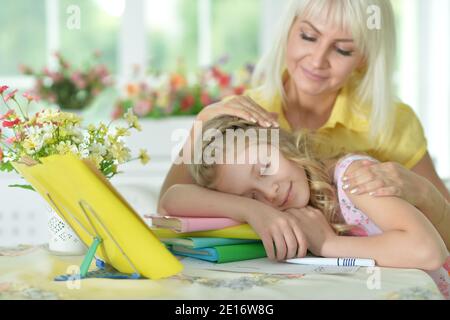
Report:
161,237,259,249
170,242,266,263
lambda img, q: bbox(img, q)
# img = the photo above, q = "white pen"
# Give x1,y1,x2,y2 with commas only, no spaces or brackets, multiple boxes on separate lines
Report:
285,257,375,267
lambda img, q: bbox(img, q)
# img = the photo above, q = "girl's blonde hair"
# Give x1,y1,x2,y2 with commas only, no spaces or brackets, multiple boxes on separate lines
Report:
189,115,351,231
251,0,397,146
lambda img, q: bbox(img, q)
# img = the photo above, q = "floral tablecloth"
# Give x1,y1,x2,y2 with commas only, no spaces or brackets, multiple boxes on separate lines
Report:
0,245,444,300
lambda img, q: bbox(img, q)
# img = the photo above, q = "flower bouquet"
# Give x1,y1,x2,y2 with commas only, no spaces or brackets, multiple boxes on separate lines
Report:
0,85,150,254
0,86,149,184
20,51,113,111
112,61,254,120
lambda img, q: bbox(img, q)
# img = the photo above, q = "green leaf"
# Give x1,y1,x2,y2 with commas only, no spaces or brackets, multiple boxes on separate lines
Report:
8,184,35,191
0,162,15,173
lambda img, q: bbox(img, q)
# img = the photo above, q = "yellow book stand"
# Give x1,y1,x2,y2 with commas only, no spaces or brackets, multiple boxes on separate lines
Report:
13,154,183,280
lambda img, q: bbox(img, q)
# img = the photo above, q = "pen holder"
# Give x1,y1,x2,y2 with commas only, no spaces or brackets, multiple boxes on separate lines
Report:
47,206,87,256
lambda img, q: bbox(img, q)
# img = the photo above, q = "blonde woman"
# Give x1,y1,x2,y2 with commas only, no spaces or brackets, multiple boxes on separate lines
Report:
159,0,450,248
159,115,449,299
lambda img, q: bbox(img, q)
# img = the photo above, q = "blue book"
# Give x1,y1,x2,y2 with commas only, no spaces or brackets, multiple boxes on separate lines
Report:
170,242,266,263
161,237,259,249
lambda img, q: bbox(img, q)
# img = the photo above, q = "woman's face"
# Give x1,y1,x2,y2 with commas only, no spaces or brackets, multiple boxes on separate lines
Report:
286,16,365,96
212,144,310,211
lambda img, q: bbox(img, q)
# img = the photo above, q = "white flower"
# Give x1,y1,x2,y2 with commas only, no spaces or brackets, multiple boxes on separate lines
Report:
89,142,107,157
124,109,142,131
88,154,104,168
23,138,43,155
36,109,82,126
41,123,55,143
115,126,131,137
110,141,131,163
56,141,78,155
78,145,90,158
139,149,150,165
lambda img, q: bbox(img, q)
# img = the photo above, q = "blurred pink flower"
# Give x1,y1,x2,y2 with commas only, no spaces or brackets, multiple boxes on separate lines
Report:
4,89,18,102
5,136,17,144
48,94,57,104
234,85,246,95
111,105,123,120
94,65,109,78
42,67,52,77
181,95,195,112
19,64,33,75
71,72,86,89
200,91,212,106
2,118,21,128
23,92,40,103
19,51,113,111
49,72,64,83
133,100,153,117
0,110,15,120
101,76,113,86
140,82,149,92
0,85,9,95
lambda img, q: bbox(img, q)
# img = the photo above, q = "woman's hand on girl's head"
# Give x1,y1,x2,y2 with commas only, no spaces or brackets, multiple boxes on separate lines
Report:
196,95,279,128
342,160,426,207
243,204,308,261
285,207,337,257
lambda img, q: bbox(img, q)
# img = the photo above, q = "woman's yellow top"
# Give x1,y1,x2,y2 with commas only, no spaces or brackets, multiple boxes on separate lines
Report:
244,87,427,169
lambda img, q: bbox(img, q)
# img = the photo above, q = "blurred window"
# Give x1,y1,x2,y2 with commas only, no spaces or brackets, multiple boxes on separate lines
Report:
0,1,46,76
59,0,121,73
145,0,261,72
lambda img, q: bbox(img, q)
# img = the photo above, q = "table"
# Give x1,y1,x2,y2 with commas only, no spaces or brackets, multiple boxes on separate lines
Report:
0,245,444,300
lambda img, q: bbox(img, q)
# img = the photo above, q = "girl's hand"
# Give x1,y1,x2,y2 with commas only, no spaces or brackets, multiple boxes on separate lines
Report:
285,206,337,257
342,160,426,207
196,95,279,128
243,204,308,261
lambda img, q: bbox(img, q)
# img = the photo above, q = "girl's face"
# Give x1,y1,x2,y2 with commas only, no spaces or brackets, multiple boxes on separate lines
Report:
212,144,310,211
286,16,365,96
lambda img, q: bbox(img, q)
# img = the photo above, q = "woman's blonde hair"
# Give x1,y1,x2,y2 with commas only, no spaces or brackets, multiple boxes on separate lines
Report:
251,0,397,146
189,115,351,230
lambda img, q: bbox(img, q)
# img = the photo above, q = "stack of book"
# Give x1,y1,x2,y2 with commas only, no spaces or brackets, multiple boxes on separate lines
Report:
145,215,266,263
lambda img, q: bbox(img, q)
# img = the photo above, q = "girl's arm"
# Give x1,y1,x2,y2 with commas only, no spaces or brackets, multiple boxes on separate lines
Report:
322,164,448,271
158,184,252,221
159,184,309,261
343,153,450,249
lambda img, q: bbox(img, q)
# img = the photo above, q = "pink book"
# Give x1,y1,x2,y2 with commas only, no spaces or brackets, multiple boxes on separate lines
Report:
144,215,242,233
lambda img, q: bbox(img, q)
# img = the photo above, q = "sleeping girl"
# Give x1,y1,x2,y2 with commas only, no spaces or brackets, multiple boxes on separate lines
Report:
159,115,449,298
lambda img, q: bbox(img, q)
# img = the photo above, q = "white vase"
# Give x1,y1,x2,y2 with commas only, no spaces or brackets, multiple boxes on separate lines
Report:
47,206,87,255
